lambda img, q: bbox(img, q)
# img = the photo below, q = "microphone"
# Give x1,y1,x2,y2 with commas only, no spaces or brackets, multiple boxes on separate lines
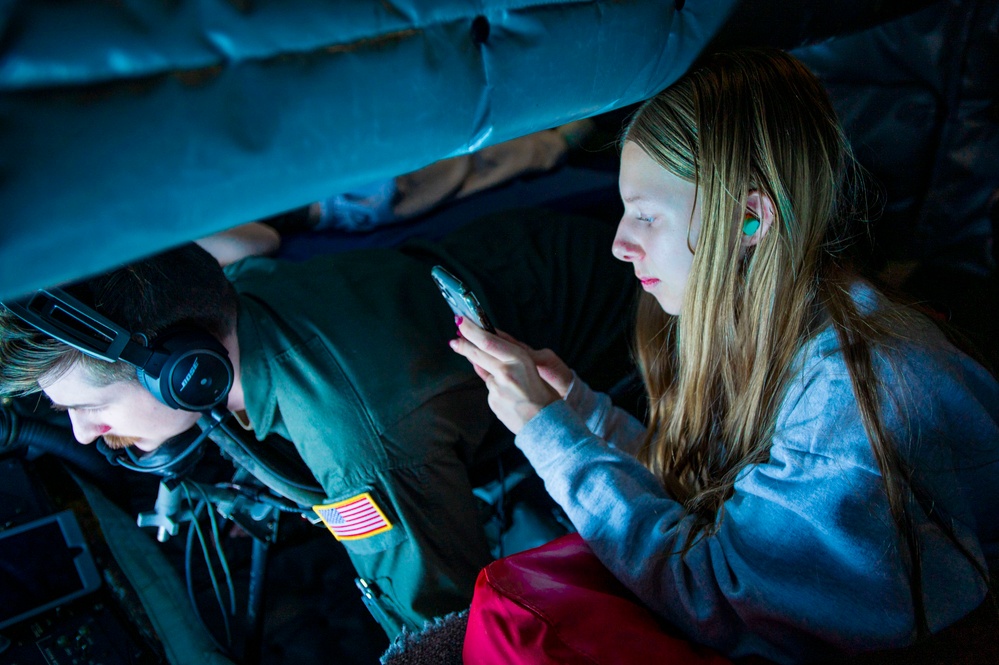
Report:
95,416,227,477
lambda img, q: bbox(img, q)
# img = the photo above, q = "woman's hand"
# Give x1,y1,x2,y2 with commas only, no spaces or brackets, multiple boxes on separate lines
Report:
449,317,569,434
495,330,575,398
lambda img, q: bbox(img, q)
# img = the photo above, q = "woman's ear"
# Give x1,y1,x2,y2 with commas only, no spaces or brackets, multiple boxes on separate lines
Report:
741,190,776,248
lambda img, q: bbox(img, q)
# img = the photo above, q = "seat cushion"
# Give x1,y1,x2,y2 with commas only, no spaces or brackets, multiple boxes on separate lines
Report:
463,532,737,665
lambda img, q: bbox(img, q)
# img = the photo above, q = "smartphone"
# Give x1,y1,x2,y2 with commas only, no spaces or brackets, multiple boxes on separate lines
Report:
431,265,495,333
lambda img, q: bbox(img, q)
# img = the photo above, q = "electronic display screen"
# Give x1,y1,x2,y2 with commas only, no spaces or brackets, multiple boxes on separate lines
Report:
0,510,102,629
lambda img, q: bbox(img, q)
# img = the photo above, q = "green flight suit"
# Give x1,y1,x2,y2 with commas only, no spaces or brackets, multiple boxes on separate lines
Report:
224,209,636,637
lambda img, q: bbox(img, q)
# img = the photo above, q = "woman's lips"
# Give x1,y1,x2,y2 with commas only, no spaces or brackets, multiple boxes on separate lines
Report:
639,277,660,290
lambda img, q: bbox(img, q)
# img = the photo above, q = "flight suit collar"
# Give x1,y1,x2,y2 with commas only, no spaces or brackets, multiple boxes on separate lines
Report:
234,298,278,437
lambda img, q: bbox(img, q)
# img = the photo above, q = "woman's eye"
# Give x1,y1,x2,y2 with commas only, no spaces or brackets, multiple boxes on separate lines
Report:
637,214,654,223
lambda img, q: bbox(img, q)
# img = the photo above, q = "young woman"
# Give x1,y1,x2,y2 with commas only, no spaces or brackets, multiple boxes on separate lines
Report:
450,49,999,663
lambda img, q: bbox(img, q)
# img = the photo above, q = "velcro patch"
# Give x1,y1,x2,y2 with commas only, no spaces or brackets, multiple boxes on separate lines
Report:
314,492,393,541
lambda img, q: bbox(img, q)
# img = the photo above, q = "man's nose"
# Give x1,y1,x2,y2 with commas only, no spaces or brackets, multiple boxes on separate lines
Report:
67,411,103,444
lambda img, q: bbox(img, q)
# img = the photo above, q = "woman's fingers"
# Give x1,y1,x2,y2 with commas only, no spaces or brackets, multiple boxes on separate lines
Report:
456,318,524,363
449,320,560,434
449,335,509,378
450,330,537,394
496,329,531,350
470,360,492,383
450,317,506,376
453,319,571,395
531,348,574,397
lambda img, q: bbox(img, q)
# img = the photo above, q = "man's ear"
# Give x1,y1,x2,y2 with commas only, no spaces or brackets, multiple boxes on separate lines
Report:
741,190,776,248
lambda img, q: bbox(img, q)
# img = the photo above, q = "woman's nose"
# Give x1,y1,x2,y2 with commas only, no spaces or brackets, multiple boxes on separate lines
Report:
612,223,643,262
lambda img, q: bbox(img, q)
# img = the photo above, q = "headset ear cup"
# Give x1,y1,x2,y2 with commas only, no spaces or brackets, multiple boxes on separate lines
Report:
136,365,165,406
138,331,233,412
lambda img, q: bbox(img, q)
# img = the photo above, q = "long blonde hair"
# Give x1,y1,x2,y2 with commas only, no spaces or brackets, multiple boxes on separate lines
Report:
625,48,978,635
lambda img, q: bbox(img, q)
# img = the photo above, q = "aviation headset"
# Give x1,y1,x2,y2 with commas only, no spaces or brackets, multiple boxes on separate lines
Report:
6,287,234,412
4,287,234,476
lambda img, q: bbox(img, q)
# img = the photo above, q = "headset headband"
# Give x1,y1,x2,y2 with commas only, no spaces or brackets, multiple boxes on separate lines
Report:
6,288,154,366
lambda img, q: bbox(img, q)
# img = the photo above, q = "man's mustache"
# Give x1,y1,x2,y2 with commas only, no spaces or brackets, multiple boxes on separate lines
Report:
101,434,140,449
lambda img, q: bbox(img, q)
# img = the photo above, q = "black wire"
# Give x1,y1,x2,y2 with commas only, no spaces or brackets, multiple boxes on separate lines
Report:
182,487,234,654
183,503,231,657
191,481,237,616
216,417,324,493
216,482,310,515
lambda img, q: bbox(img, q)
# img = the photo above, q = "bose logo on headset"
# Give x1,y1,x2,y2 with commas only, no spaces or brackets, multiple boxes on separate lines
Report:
5,288,234,412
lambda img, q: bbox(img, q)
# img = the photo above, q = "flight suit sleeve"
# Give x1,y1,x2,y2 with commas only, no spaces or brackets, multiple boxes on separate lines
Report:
327,449,493,639
265,336,496,639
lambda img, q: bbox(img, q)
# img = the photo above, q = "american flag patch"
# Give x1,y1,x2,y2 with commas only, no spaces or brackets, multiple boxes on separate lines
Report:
314,492,393,541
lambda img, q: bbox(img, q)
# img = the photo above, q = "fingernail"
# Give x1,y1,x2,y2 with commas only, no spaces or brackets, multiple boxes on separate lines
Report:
449,339,458,350
455,316,464,326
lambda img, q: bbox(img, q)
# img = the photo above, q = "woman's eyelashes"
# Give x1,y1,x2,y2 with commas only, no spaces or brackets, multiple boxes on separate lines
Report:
636,212,654,223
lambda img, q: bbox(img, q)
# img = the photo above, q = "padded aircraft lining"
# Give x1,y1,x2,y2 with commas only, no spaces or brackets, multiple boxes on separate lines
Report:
0,1,945,300
0,0,740,300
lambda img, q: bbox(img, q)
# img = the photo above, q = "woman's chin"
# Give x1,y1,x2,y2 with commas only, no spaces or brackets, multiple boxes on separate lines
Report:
654,295,681,316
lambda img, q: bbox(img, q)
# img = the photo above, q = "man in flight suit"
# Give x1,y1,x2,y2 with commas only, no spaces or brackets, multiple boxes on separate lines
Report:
0,208,636,637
